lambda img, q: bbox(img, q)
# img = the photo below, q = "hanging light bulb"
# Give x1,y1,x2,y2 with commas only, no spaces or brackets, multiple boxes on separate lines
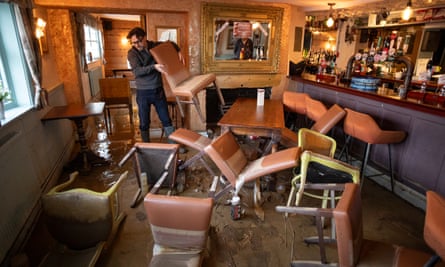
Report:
402,0,412,21
326,3,335,28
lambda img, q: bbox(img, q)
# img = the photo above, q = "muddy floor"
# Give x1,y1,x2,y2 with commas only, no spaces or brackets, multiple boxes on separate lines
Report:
23,109,429,267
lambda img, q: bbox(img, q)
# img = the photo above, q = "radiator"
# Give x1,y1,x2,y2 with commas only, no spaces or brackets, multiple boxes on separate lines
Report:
88,66,103,97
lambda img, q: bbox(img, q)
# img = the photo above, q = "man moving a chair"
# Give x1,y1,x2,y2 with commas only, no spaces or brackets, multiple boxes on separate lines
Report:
127,27,183,142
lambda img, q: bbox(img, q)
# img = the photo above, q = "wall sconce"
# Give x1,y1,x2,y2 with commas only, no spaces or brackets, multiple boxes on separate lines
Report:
35,18,46,39
35,18,47,54
326,3,335,28
402,0,412,21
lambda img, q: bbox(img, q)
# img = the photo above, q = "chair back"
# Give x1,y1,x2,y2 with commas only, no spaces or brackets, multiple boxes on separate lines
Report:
311,104,346,134
305,97,328,122
333,183,364,267
144,193,213,250
99,78,132,106
298,128,336,157
424,191,445,261
343,108,381,143
282,91,308,115
133,142,179,186
204,131,248,186
150,42,191,89
42,171,127,250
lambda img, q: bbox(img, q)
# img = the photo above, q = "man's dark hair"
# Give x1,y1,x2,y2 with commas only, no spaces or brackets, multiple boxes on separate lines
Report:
127,27,146,39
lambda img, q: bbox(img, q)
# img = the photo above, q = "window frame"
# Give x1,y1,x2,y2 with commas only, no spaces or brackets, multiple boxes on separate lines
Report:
0,3,33,122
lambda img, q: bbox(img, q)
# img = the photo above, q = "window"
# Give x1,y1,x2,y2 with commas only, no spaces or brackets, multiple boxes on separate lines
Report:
0,3,33,120
84,24,102,64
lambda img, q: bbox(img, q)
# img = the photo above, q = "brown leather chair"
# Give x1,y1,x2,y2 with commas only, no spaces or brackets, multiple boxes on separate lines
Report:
305,97,328,123
280,103,345,148
99,77,133,134
168,128,216,177
282,91,309,130
150,42,225,123
204,130,300,220
341,108,406,192
144,193,214,267
276,183,445,266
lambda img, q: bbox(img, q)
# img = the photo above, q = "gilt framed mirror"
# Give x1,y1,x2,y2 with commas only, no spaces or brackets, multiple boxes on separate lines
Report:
201,2,283,74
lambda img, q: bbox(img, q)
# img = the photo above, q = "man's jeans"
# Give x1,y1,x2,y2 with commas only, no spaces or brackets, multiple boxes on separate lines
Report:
136,88,172,131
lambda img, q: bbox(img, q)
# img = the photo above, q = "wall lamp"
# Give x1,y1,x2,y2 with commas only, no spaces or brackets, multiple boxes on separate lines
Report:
35,18,46,39
326,3,335,28
402,0,412,21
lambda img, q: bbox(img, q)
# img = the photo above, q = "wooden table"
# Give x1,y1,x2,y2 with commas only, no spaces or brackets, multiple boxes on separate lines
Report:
218,97,284,154
42,102,108,174
218,97,285,220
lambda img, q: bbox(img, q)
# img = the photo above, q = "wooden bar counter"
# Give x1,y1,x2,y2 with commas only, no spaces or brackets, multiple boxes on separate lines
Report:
289,76,445,200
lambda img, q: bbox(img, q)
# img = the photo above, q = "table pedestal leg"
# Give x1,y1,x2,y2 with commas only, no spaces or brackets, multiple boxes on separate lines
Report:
66,118,109,175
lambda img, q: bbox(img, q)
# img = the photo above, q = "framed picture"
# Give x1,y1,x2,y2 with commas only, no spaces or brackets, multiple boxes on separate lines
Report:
156,27,179,44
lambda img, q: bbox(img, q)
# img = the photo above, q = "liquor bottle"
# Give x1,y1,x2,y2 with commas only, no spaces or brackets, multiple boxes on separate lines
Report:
240,48,245,60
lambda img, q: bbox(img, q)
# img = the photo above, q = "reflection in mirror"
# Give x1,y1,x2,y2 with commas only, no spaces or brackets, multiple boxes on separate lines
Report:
214,20,270,61
201,2,283,74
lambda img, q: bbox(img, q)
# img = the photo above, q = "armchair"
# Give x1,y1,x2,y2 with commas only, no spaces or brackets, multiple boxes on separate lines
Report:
39,171,128,266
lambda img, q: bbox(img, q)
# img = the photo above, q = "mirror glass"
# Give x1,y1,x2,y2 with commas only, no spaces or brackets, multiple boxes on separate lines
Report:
201,3,283,73
214,20,270,60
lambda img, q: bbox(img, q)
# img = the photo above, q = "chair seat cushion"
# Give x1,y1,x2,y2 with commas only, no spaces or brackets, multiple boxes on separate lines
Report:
306,162,353,183
173,73,216,97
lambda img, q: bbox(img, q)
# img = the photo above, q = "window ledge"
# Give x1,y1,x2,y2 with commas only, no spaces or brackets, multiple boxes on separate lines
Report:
0,105,33,126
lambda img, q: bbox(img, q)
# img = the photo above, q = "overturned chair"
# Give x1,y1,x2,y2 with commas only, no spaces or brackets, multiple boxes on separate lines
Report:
150,42,226,123
118,143,179,207
39,171,128,267
144,156,217,267
276,183,445,266
204,130,300,220
169,128,216,177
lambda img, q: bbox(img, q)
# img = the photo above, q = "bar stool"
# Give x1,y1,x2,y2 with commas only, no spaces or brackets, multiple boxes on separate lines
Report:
341,108,406,191
282,91,309,130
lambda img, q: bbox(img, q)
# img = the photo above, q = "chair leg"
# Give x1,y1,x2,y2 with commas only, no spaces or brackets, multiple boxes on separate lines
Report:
338,135,351,163
107,108,112,135
360,143,372,190
192,96,205,123
388,144,394,192
213,81,226,106
175,96,186,120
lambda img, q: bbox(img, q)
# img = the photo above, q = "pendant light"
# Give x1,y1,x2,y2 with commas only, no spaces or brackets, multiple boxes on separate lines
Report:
326,3,335,28
402,0,412,21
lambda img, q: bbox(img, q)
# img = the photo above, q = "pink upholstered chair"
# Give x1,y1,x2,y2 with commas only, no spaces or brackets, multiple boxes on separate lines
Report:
150,42,225,123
